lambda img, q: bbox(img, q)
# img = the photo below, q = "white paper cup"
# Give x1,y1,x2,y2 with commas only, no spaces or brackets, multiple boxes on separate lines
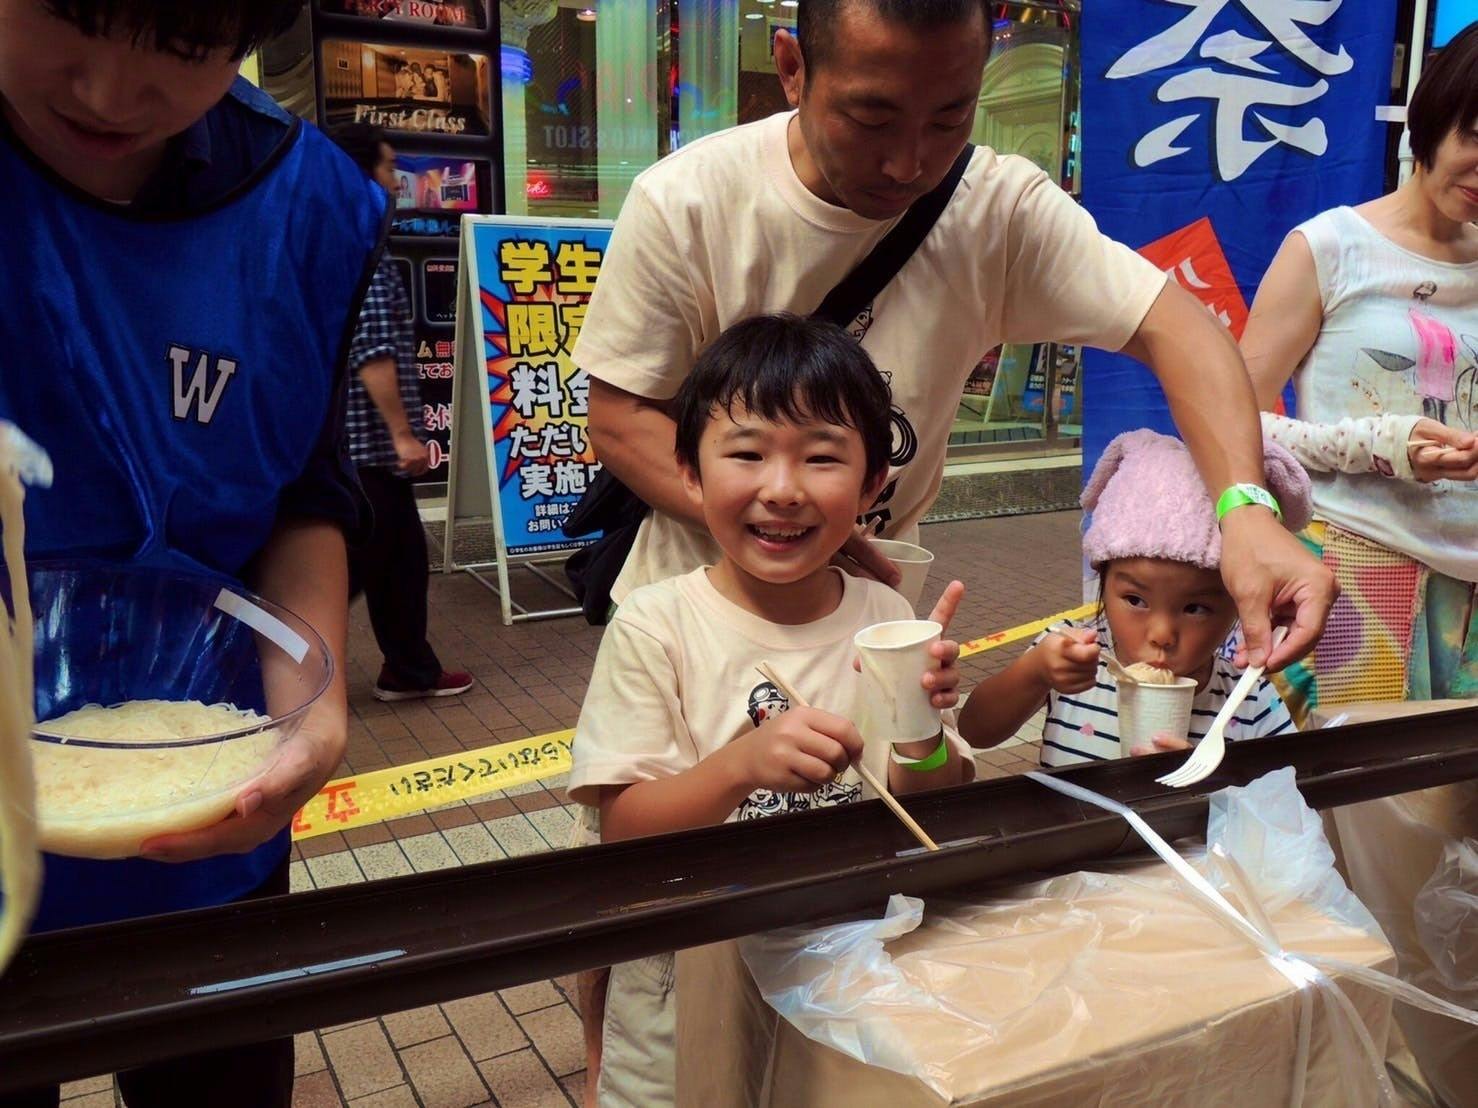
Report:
1117,677,1197,757
854,619,943,745
870,539,935,611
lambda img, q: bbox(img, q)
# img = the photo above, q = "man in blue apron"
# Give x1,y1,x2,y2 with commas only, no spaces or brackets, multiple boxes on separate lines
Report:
0,2,387,1104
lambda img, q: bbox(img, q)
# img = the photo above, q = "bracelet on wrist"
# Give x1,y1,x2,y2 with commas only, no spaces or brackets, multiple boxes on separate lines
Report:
1215,483,1281,524
890,732,949,772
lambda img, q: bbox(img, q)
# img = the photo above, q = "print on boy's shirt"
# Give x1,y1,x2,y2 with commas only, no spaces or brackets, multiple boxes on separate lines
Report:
736,679,861,821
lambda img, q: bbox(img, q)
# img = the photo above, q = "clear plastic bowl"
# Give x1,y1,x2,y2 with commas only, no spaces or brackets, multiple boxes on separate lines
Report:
14,562,333,860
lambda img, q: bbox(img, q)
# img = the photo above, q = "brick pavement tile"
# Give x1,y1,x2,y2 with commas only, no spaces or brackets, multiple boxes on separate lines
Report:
499,778,547,797
442,993,528,1061
430,806,479,831
347,1087,419,1107
388,814,436,839
552,976,579,1007
421,731,466,756
443,823,507,865
510,790,561,815
559,1073,585,1106
517,1004,584,1077
59,1076,112,1098
477,1050,569,1108
366,716,413,741
306,851,367,888
58,1093,113,1108
383,1005,452,1049
487,814,551,858
299,832,349,859
400,1036,490,1108
296,1032,328,1076
290,860,315,893
470,797,517,822
499,981,561,1016
292,1068,346,1108
525,807,575,849
354,841,415,881
400,832,461,872
344,823,395,849
321,1024,402,1101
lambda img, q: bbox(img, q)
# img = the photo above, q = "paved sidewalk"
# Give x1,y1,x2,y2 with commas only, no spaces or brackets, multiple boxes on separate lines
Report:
59,511,1085,1108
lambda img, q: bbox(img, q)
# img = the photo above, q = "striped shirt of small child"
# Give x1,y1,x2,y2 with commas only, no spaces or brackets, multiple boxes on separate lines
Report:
1035,618,1296,767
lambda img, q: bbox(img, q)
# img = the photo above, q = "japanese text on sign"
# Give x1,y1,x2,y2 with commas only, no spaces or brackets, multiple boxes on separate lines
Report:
1108,0,1355,181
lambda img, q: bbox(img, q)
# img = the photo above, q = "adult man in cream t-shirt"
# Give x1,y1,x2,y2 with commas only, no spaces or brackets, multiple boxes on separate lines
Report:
575,0,1335,673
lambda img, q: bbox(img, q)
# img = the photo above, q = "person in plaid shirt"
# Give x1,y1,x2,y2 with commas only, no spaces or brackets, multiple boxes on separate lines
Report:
330,123,472,702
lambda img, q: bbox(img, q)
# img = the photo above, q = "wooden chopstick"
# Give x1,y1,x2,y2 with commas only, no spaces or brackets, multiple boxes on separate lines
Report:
755,662,940,852
1409,437,1454,452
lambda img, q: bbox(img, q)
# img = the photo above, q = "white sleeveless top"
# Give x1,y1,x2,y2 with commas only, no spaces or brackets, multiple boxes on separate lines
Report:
1292,206,1478,582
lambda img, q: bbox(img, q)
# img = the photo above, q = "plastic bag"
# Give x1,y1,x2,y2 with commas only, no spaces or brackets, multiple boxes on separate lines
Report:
738,769,1397,1105
1207,765,1382,938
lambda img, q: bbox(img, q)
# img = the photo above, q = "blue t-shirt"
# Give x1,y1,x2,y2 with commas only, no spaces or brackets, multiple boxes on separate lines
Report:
0,79,387,929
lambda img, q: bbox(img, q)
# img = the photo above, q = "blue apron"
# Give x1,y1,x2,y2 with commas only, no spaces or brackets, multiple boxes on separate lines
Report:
0,98,386,929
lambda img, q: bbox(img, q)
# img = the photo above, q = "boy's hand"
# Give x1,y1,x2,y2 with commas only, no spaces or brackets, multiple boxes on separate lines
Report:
1034,628,1100,694
923,580,965,709
730,706,864,793
1128,732,1193,757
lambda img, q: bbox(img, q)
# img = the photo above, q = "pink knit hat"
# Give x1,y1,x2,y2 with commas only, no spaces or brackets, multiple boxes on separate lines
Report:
1081,430,1312,570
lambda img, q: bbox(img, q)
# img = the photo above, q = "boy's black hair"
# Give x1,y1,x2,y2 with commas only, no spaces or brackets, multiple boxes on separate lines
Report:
1409,22,1478,171
327,122,390,179
797,0,989,72
673,313,893,486
44,0,305,60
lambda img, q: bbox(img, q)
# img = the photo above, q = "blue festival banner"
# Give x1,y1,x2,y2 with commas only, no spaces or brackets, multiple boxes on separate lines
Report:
465,216,611,557
1081,0,1397,473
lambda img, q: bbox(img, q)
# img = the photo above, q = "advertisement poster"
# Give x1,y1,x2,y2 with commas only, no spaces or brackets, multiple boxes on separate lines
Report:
467,218,611,557
391,154,489,215
321,40,491,135
320,0,486,28
1080,0,1396,473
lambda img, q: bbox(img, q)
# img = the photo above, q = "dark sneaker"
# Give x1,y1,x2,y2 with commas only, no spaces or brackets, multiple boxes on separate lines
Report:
373,667,475,702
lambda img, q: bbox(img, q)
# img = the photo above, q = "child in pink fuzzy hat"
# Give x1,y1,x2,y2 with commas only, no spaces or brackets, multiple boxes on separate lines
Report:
960,429,1312,765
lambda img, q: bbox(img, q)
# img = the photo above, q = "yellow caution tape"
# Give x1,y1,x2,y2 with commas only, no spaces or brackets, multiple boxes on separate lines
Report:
292,728,573,841
293,602,1096,838
958,602,1097,659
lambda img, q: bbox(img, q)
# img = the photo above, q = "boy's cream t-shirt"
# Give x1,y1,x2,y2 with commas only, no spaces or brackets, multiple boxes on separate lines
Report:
567,568,969,820
574,110,1168,602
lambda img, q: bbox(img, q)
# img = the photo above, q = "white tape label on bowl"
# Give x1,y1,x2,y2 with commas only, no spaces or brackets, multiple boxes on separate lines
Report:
214,588,309,664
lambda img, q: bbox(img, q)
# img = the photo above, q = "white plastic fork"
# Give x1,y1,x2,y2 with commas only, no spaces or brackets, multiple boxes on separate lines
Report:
1155,626,1289,789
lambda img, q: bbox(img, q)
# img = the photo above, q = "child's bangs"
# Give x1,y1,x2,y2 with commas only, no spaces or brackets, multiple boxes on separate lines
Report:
724,370,863,437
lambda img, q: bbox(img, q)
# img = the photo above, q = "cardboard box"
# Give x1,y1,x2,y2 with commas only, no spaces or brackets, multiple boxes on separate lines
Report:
677,856,1395,1107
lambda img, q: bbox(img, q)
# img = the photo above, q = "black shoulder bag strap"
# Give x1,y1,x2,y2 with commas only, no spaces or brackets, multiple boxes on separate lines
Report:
811,143,974,328
564,143,974,624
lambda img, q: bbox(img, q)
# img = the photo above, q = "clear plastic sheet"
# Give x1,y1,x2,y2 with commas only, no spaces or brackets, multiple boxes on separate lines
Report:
720,770,1401,1107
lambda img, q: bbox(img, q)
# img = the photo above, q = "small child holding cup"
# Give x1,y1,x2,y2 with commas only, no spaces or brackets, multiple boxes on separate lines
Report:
566,313,972,1105
960,430,1311,764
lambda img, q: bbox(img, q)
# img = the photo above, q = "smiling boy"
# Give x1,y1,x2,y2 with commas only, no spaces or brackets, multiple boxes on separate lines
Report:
0,3,385,1105
566,313,972,1106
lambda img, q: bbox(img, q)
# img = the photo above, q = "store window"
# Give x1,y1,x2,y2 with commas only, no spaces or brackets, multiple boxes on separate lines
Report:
953,4,1082,457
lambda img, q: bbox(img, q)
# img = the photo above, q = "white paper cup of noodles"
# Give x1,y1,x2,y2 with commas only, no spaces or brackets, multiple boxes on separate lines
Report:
854,619,943,744
1116,676,1198,757
870,539,935,611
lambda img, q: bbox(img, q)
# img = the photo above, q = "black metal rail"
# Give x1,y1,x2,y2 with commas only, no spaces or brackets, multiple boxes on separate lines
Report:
1,708,1474,1091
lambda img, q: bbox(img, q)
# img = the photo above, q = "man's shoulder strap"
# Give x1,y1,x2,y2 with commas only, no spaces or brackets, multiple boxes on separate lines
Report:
811,143,975,330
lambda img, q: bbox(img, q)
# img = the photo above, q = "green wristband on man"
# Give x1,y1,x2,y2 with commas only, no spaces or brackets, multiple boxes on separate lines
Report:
1215,482,1281,523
